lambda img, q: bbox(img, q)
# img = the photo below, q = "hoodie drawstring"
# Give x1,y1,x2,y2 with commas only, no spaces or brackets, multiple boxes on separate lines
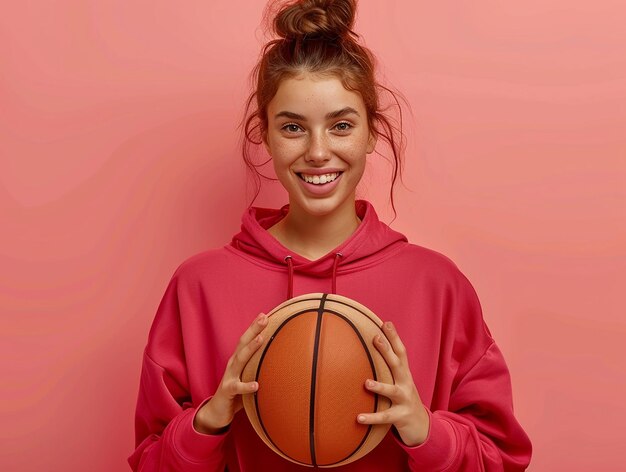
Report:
284,252,343,300
284,255,294,300
331,252,343,295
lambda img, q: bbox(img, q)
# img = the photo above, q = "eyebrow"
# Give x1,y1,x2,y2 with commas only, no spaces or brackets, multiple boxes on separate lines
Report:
274,107,361,121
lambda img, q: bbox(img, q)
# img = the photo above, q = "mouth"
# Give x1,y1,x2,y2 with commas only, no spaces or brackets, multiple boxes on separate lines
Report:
296,171,343,185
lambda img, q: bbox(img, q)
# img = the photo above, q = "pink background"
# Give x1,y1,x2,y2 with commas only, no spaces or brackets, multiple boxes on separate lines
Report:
1,1,625,470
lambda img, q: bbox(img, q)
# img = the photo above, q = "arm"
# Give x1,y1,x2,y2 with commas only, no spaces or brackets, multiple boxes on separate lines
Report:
127,270,268,471
127,352,229,471
359,270,532,471
395,341,532,471
127,273,229,471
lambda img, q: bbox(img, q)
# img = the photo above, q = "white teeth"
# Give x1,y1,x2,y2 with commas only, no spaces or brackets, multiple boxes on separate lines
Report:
300,172,339,185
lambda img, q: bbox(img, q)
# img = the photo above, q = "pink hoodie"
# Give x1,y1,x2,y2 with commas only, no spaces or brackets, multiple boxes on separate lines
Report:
128,200,532,471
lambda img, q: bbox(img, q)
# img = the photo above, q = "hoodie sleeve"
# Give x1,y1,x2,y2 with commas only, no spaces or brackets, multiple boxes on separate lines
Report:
393,269,533,471
127,271,228,471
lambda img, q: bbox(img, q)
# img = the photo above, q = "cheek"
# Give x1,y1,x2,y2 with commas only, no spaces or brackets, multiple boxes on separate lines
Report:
337,140,369,164
271,144,301,176
337,131,371,154
270,138,303,160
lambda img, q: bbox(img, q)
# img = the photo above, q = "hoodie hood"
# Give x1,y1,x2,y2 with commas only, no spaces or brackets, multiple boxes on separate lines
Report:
229,199,408,299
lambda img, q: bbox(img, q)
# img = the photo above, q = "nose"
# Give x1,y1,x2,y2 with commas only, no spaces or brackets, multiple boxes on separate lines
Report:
305,130,331,164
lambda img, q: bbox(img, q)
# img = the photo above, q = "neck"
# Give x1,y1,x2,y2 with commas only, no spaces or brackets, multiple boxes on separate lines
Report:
271,198,362,261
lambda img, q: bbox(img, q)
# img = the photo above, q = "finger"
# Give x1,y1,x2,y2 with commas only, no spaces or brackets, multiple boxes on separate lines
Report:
231,332,265,373
236,312,268,350
373,333,410,384
382,321,408,362
364,379,403,403
373,333,400,369
238,380,259,394
357,409,396,425
224,379,259,399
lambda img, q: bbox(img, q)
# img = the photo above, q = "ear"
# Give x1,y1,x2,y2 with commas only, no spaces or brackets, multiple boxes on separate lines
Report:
366,130,377,154
262,129,271,156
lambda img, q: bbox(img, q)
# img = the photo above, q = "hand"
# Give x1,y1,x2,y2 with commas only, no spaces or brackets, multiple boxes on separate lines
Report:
357,321,430,447
193,312,268,434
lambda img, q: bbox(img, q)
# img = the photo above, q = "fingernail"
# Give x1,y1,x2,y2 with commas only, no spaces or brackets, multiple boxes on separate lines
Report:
358,415,366,423
252,382,258,390
385,321,394,331
366,379,375,388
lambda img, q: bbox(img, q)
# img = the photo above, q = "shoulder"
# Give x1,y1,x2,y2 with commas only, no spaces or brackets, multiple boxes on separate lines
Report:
401,242,458,267
170,246,233,284
397,241,469,284
399,242,489,328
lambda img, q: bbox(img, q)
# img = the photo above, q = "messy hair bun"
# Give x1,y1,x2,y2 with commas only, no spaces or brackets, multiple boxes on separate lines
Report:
242,0,407,220
273,0,356,40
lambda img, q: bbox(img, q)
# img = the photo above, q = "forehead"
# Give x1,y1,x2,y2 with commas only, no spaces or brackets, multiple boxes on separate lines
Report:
268,73,366,116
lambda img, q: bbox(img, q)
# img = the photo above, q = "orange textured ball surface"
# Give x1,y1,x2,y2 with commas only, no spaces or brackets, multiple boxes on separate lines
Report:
242,293,394,468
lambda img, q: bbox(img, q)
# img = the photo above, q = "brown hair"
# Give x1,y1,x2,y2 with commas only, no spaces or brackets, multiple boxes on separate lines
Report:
241,0,407,219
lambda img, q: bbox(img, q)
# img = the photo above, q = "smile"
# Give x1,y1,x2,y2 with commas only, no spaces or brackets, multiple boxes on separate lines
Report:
297,172,342,185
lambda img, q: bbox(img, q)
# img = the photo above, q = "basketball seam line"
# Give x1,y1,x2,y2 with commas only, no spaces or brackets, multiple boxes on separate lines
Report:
309,293,327,468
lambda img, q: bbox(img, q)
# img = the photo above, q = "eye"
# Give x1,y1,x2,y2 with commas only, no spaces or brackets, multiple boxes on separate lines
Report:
281,123,303,133
334,122,353,132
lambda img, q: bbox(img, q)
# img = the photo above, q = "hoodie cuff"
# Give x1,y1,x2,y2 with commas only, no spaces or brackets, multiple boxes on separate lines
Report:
392,407,458,470
172,396,229,464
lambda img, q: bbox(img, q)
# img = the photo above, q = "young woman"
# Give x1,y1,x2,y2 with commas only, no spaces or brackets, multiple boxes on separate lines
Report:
128,1,532,470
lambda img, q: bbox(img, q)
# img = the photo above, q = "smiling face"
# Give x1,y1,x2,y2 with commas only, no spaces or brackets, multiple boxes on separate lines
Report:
263,72,376,219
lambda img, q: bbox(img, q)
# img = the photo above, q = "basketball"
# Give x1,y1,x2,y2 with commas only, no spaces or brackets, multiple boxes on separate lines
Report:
241,292,394,468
